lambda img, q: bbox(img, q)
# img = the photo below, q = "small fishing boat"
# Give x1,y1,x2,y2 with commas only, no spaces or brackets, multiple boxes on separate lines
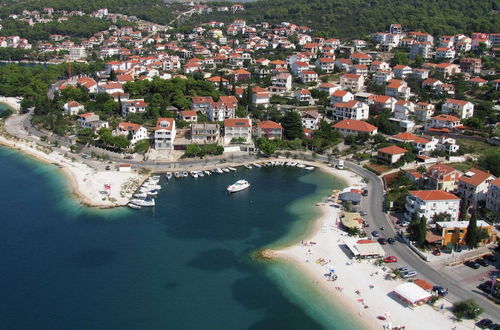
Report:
151,175,161,180
174,172,181,178
305,166,315,170
128,203,141,209
228,167,237,171
222,168,230,173
215,168,223,174
204,170,212,175
227,180,250,193
182,172,188,177
166,172,173,180
190,171,199,178
253,163,262,168
147,190,158,196
198,171,205,177
134,192,148,198
244,164,253,169
131,198,155,207
296,164,306,168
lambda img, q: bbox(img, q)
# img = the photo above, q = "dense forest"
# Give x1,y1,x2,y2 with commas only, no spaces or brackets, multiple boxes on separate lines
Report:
191,0,500,38
0,0,183,25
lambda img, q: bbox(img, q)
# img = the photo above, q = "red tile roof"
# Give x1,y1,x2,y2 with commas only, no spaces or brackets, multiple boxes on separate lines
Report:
459,168,494,187
332,119,377,133
409,190,460,201
378,145,408,155
432,114,460,122
257,120,282,129
224,118,250,128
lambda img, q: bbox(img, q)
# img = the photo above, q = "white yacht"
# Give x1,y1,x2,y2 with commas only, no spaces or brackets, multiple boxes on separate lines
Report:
128,203,141,210
244,164,253,169
204,170,212,175
130,198,155,207
190,171,199,178
227,180,250,193
253,163,262,168
215,168,224,174
222,168,230,173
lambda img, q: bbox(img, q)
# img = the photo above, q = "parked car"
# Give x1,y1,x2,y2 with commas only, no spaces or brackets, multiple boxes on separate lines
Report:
359,211,368,216
476,258,490,267
372,231,380,237
476,319,493,329
384,256,397,263
387,237,396,245
362,189,368,196
465,261,481,269
124,155,133,159
378,238,387,245
402,270,417,278
432,286,448,296
105,165,111,170
81,154,90,159
477,282,493,294
490,323,500,330
398,266,409,273
483,254,497,262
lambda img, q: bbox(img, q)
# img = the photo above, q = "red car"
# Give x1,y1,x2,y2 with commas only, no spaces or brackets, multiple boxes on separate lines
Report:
384,256,398,263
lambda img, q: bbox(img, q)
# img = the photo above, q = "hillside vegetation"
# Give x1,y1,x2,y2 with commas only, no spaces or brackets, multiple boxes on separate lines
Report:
193,0,500,38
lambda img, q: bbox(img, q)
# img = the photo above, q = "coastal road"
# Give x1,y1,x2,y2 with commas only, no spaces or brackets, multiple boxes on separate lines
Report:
345,161,500,322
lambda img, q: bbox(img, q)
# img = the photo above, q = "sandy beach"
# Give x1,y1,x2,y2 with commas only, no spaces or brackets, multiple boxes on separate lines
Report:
0,134,142,208
0,96,22,113
269,166,477,330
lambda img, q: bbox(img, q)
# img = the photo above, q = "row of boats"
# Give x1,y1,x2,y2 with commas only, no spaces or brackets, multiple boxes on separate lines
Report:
128,175,161,209
128,162,315,209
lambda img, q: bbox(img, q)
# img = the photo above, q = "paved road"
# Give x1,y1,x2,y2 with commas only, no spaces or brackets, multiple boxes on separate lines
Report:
345,161,499,322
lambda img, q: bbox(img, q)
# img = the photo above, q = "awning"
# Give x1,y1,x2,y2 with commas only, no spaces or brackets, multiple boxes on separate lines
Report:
393,283,432,305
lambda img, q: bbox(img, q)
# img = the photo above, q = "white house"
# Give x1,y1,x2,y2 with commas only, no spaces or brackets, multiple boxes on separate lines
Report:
76,113,109,132
154,117,176,150
330,100,369,120
295,89,312,104
301,111,322,130
113,122,148,145
223,118,252,145
121,99,148,117
457,168,496,206
63,100,84,115
405,190,460,222
340,74,364,91
441,99,474,119
486,178,500,215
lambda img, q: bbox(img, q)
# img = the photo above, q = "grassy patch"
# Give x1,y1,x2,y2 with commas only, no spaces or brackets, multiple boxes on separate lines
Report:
447,162,474,173
455,138,498,156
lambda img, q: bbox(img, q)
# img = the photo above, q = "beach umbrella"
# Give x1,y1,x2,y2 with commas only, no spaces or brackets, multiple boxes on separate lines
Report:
329,267,335,273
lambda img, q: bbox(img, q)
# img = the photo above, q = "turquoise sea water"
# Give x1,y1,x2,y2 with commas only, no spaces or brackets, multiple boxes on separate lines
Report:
0,147,362,330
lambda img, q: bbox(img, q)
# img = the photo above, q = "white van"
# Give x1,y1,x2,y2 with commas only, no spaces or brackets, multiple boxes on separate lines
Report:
337,160,344,170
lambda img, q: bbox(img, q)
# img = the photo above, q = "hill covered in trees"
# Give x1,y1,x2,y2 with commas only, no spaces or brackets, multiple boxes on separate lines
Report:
191,0,499,38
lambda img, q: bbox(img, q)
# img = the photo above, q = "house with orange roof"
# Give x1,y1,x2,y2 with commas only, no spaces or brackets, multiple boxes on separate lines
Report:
252,86,270,108
113,122,148,145
414,102,435,122
63,100,84,115
340,73,364,91
386,79,411,100
255,120,283,139
121,99,148,117
232,68,250,81
349,52,372,65
330,90,354,104
377,145,408,164
434,63,461,78
180,110,197,122
390,132,434,153
457,168,496,206
299,70,318,83
469,77,487,87
405,190,460,222
330,100,369,121
223,118,252,145
206,76,229,86
332,119,377,136
424,163,463,191
435,220,495,247
426,114,462,132
441,98,474,119
294,89,312,104
315,57,335,73
318,82,340,95
486,178,500,216
154,118,176,150
76,113,109,132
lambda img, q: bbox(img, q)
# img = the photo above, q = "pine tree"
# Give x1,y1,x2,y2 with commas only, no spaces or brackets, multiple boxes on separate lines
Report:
465,210,478,249
417,216,427,246
459,199,468,221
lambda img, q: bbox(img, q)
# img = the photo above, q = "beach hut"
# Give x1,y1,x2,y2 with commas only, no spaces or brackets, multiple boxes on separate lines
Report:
393,283,432,306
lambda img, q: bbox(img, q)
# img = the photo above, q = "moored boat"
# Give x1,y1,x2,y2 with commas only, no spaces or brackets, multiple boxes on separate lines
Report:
190,171,198,178
222,168,230,173
244,164,253,169
182,172,188,177
305,166,315,170
204,170,212,175
228,167,237,171
128,203,142,209
227,180,250,193
253,163,262,168
166,172,173,180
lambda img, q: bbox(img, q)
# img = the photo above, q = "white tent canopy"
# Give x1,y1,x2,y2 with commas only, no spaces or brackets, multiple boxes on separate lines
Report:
393,283,431,305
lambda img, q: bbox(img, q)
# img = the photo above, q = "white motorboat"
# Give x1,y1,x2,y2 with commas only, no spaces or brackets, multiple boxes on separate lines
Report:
253,163,262,168
174,172,181,178
305,166,315,170
198,171,205,177
296,164,306,168
151,175,161,180
130,198,155,207
166,172,173,180
204,170,212,175
134,192,148,198
143,184,161,190
182,172,188,177
222,168,230,173
228,167,237,171
147,190,158,196
215,168,223,174
128,203,141,209
244,164,253,169
190,171,199,178
227,180,250,193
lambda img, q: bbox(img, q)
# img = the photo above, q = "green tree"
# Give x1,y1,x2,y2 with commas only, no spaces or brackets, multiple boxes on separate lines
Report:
133,139,150,154
465,210,478,249
256,138,276,156
417,215,427,246
459,199,468,221
281,111,304,140
452,299,483,320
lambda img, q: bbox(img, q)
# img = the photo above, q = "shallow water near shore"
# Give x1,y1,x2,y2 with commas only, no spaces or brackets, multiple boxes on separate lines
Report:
0,147,362,330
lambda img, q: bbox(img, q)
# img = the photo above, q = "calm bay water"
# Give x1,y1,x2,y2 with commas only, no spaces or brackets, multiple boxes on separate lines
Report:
0,147,361,330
